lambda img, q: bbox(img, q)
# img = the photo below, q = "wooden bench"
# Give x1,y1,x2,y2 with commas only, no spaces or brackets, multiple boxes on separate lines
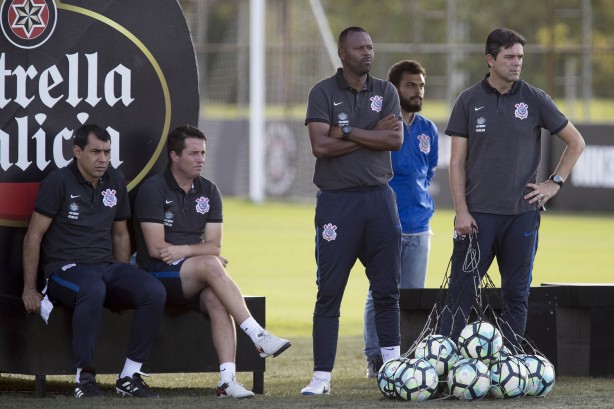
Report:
399,284,614,377
0,294,266,396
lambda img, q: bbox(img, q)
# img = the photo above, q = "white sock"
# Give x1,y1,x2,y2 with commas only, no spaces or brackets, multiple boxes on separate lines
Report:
240,316,264,343
75,368,81,383
220,362,236,383
313,371,331,382
120,358,142,379
381,346,400,363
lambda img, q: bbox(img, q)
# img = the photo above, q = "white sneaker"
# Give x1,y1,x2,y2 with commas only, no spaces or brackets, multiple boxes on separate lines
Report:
216,378,255,399
301,377,330,395
255,331,291,358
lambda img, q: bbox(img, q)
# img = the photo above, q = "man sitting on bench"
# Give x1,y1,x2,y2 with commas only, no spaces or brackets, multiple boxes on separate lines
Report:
22,124,166,399
134,125,291,399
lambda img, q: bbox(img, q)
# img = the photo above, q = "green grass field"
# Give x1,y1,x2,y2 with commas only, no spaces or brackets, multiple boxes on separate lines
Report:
1,198,613,407
2,336,613,408
220,198,614,337
203,98,614,124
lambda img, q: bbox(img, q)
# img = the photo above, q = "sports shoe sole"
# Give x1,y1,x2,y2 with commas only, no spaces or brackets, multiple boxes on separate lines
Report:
217,393,255,399
260,340,292,358
301,388,330,396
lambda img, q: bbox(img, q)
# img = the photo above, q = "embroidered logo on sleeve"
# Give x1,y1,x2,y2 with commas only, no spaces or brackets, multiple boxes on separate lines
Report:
101,189,117,207
195,196,210,214
370,95,383,112
514,102,529,120
322,223,337,242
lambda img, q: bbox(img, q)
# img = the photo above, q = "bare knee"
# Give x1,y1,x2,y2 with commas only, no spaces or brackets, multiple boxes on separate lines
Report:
200,287,229,317
195,255,229,282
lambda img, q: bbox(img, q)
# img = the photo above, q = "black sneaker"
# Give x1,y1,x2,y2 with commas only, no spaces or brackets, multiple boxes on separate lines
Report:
74,370,104,399
366,356,384,379
115,373,158,398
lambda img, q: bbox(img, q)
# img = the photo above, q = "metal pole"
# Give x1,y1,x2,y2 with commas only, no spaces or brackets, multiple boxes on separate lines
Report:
582,0,592,122
308,0,339,70
249,0,265,203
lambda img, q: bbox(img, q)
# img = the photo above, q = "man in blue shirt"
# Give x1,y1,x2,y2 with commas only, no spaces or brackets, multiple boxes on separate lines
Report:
363,60,439,377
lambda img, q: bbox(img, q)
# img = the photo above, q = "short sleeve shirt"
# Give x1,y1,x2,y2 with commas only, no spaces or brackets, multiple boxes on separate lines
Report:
34,160,131,277
305,68,402,190
445,75,568,215
134,167,223,268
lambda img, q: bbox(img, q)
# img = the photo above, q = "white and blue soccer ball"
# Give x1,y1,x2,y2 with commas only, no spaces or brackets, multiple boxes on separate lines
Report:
521,354,555,397
457,320,503,366
393,358,439,401
447,358,490,400
489,355,528,398
414,334,460,377
377,357,407,399
494,344,512,361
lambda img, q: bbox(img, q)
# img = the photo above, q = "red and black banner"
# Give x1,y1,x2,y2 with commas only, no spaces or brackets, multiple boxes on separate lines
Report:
0,0,199,293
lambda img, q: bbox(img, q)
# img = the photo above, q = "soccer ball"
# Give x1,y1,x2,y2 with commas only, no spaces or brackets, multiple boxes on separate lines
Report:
447,358,490,400
494,344,512,361
393,358,439,401
521,354,555,396
489,355,528,398
377,357,407,399
414,334,460,377
457,321,503,366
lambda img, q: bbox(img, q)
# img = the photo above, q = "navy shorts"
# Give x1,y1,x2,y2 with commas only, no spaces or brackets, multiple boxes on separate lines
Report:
145,258,201,311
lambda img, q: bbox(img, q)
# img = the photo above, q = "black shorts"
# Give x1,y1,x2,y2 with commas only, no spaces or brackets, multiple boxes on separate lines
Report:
146,259,201,311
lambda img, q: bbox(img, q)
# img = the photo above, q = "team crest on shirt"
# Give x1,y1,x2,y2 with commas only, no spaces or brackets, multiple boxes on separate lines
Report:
370,95,383,112
322,223,337,242
475,116,486,133
514,102,529,120
195,196,210,214
68,202,79,220
417,134,431,154
101,189,117,207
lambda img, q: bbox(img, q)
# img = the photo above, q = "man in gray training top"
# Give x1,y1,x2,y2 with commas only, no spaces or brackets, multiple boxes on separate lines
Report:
440,28,585,348
301,26,404,396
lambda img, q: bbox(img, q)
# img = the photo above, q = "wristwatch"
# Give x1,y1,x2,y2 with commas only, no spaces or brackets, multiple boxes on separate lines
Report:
549,174,564,188
341,125,352,139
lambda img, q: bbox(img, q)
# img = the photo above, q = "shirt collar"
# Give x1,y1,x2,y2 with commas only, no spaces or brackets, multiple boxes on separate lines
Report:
480,73,523,95
334,67,372,92
68,159,107,187
163,166,200,194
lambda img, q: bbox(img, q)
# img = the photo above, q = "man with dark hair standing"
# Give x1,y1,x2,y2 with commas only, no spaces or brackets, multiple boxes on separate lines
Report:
134,125,291,399
363,60,439,378
22,124,166,399
301,26,403,395
441,28,585,347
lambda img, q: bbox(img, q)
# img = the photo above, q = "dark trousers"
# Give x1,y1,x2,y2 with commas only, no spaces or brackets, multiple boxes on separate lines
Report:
48,262,166,370
439,211,540,347
312,186,401,372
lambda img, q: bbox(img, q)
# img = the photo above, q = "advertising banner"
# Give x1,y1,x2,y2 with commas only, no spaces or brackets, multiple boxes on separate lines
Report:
0,0,199,295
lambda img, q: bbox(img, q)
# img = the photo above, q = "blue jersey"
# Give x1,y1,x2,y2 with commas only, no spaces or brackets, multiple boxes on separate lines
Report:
389,113,439,234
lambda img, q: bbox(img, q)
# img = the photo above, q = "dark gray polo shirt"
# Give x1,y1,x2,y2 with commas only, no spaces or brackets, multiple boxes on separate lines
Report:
305,68,401,190
34,160,131,277
134,167,223,268
445,75,568,215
